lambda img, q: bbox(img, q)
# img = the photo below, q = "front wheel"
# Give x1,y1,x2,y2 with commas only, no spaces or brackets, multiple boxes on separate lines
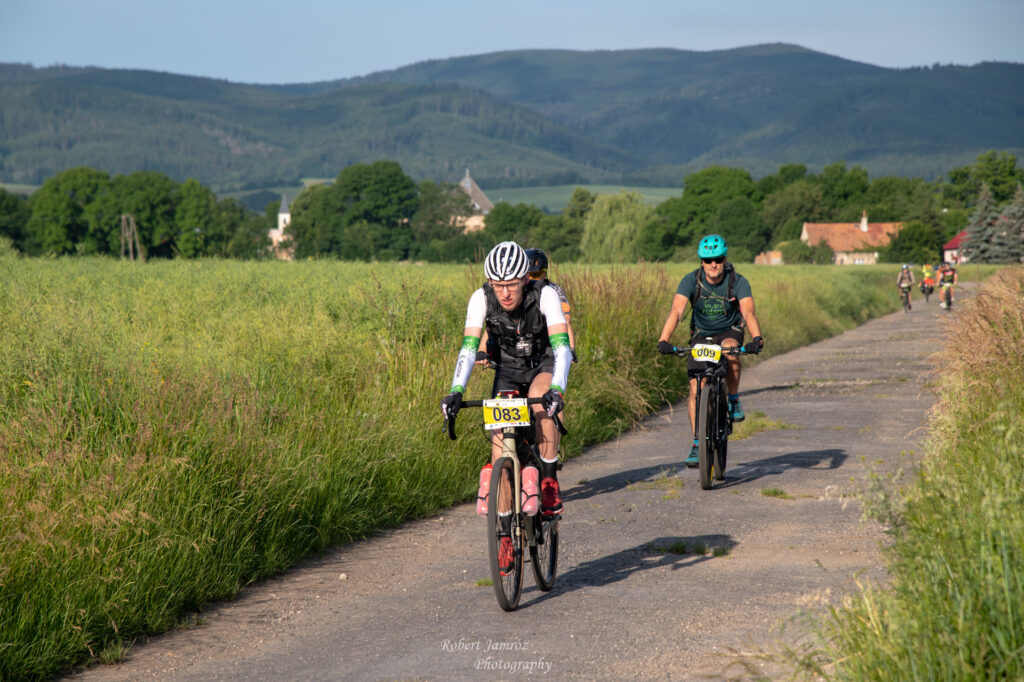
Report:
698,383,716,490
901,289,911,312
487,456,522,611
943,286,952,310
528,515,559,591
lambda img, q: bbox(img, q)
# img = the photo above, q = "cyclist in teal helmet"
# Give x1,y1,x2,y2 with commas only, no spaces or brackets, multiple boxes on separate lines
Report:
657,234,764,467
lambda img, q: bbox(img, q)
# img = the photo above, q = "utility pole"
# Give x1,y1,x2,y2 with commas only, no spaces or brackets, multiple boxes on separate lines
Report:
120,214,144,261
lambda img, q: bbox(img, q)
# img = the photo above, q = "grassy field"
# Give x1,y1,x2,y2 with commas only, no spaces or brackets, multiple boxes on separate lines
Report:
0,257,901,678
794,267,1024,679
0,182,38,196
485,185,680,211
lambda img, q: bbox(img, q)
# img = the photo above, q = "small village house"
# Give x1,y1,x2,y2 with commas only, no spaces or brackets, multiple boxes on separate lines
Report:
457,169,493,233
800,211,902,265
268,194,294,260
942,229,969,264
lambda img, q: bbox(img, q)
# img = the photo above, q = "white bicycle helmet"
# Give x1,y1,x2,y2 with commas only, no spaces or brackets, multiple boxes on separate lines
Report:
484,241,529,281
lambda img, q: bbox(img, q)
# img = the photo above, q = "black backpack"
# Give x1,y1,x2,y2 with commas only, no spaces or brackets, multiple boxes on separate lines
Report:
686,263,738,333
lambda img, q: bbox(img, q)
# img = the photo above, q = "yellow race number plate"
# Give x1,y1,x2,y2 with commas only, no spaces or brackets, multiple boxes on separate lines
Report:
482,398,531,430
690,344,722,363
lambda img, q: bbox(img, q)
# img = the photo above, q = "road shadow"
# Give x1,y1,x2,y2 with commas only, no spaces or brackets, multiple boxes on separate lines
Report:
717,448,847,488
565,463,690,503
522,534,738,608
738,383,799,398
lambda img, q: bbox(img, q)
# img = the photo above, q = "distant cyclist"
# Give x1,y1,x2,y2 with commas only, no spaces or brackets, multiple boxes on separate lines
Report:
921,263,934,283
897,264,915,310
440,242,573,574
936,261,958,308
656,234,764,467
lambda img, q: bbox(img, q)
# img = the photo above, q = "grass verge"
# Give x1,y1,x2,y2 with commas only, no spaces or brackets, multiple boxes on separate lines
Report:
793,266,1024,679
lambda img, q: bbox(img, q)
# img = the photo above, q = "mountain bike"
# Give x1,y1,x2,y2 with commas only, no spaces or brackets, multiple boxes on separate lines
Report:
445,393,566,611
899,284,912,312
673,343,748,490
940,281,953,310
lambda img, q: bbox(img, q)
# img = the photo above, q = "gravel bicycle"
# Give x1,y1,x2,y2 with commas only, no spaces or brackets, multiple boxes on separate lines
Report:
940,281,953,310
920,278,934,303
445,392,566,611
899,284,912,312
672,343,748,490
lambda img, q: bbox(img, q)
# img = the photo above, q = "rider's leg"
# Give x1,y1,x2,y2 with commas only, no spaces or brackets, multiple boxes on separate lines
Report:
529,371,562,513
723,337,741,395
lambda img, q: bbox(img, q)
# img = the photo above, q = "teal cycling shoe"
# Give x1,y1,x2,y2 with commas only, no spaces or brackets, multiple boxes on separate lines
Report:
685,442,699,468
729,398,745,422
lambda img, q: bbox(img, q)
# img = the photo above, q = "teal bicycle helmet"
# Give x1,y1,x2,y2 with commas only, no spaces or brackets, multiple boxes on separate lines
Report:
697,234,728,259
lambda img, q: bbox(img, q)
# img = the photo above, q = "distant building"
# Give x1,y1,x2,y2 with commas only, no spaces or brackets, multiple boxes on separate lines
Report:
800,211,902,265
268,194,294,260
457,169,494,233
943,229,969,264
755,250,783,265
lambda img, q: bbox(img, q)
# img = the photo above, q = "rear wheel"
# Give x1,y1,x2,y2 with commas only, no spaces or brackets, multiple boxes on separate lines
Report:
698,383,716,490
529,514,559,591
487,456,522,611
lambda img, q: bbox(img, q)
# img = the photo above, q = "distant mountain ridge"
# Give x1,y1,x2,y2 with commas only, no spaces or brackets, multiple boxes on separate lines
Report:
1,44,1022,191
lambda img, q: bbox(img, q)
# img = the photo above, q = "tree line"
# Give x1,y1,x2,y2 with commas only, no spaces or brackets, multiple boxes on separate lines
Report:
2,151,1022,264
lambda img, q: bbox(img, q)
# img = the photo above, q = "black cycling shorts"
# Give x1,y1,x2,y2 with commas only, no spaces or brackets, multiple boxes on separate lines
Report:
687,329,744,378
491,355,555,397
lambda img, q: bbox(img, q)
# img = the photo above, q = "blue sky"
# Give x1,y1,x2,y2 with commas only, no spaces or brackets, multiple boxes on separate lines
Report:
2,0,1022,84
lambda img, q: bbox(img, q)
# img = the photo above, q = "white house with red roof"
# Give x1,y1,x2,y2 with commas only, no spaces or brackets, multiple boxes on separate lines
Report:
800,211,903,264
943,229,969,264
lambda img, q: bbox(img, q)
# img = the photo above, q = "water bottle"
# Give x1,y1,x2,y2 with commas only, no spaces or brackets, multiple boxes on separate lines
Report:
476,463,492,516
521,465,540,516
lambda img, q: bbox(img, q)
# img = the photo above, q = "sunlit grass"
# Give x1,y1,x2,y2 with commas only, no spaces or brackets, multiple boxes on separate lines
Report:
793,266,1024,680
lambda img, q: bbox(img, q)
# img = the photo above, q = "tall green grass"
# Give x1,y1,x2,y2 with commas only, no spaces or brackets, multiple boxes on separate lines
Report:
0,257,898,678
797,267,1024,679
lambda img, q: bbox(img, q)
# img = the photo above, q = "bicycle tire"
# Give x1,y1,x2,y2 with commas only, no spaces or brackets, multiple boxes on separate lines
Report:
715,383,729,481
698,382,715,490
487,456,523,611
944,287,952,310
901,290,911,312
528,515,559,591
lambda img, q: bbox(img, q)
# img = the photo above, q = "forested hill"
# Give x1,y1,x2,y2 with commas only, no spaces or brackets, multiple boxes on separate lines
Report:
2,44,1023,191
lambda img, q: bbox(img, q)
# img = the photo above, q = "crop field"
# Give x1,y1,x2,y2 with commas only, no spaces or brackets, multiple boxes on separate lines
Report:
0,257,901,678
486,185,680,211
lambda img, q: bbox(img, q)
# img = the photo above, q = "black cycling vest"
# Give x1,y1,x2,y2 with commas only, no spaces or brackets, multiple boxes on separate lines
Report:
483,280,551,364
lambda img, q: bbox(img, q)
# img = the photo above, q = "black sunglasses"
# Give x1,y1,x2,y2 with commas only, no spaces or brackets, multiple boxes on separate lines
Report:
701,257,725,264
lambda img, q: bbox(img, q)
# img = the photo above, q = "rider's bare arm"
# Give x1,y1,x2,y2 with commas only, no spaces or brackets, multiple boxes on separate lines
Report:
658,294,690,344
738,296,762,341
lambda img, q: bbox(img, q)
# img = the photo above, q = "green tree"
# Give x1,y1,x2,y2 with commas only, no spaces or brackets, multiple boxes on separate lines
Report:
761,180,824,244
333,160,419,259
962,184,1001,263
484,202,545,242
816,162,869,215
109,171,180,258
944,151,1024,207
992,185,1024,263
778,239,833,264
663,167,757,248
26,167,110,255
882,220,943,264
287,184,336,258
564,187,596,221
705,197,767,261
580,191,654,262
174,179,219,257
0,188,30,251
409,180,473,258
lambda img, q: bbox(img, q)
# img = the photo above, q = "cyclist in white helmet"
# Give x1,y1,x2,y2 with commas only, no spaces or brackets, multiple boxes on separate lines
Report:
441,241,573,531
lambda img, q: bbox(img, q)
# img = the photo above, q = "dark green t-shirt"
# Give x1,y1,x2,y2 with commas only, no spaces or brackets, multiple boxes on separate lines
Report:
675,268,753,334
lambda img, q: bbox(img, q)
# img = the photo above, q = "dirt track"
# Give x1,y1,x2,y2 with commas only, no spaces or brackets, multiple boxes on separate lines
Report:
73,285,964,681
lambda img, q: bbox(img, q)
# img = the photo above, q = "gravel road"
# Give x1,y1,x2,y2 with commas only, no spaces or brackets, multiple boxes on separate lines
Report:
73,285,964,681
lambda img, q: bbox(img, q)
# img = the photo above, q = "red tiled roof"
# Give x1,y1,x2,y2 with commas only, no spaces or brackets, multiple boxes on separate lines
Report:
802,220,902,252
943,229,968,250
